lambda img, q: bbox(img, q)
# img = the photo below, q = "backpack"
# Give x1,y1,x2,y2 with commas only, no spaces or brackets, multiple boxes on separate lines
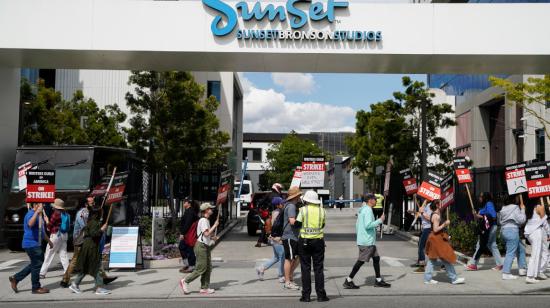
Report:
270,208,286,237
184,220,199,247
59,211,70,234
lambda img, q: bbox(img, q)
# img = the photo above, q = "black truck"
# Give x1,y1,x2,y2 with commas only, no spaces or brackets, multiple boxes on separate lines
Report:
3,146,146,251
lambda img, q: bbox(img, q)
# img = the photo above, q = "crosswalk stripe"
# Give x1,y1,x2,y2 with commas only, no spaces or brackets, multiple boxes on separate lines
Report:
0,259,25,270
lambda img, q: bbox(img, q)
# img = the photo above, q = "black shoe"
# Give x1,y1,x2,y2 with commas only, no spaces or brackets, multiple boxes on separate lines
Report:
343,280,360,289
374,280,391,288
103,276,118,285
299,297,311,302
317,296,330,302
60,281,69,288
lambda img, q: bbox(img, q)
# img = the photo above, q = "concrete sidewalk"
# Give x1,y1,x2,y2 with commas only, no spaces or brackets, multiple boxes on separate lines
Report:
2,209,550,302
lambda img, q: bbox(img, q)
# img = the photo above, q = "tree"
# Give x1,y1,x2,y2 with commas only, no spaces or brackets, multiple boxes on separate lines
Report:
125,71,229,229
263,132,326,189
21,79,127,147
489,75,550,139
349,77,455,186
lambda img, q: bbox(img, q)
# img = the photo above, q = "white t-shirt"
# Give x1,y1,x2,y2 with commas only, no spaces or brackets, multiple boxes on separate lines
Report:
197,217,213,246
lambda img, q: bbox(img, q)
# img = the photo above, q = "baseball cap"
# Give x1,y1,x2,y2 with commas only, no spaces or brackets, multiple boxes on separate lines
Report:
364,193,377,201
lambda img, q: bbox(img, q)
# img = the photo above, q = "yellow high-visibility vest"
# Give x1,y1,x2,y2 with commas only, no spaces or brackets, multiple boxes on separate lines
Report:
297,204,326,239
374,194,384,209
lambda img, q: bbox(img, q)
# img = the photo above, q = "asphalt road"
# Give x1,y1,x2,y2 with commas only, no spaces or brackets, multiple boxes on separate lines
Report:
3,296,550,308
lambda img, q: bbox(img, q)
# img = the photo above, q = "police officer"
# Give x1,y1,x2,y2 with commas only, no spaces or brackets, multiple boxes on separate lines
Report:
296,190,329,303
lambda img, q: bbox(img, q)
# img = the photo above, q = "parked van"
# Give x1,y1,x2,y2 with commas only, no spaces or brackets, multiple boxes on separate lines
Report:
233,180,253,210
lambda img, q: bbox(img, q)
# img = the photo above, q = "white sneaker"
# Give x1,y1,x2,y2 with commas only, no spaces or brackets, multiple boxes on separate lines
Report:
424,279,438,285
452,277,465,285
538,273,548,280
283,282,300,290
199,288,215,295
95,287,111,295
69,283,81,294
502,274,518,280
179,278,191,294
519,269,527,276
526,277,540,284
278,276,286,283
256,266,264,281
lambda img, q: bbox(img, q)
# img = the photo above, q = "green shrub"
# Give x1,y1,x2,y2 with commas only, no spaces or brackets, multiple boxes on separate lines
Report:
138,215,153,245
447,213,478,255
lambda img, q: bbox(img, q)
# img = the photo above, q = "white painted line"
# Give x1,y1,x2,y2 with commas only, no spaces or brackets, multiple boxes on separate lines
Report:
381,257,408,267
0,259,25,270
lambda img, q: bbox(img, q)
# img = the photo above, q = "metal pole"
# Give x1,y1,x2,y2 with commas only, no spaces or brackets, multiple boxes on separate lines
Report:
421,99,428,181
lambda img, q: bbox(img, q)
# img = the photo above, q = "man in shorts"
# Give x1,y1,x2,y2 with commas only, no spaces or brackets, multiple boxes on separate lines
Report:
343,193,391,289
282,186,302,291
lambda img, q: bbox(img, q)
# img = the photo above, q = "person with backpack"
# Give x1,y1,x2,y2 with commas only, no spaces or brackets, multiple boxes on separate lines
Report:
255,197,286,283
180,203,220,295
179,199,200,273
39,198,70,278
499,194,527,280
255,183,283,247
465,192,503,271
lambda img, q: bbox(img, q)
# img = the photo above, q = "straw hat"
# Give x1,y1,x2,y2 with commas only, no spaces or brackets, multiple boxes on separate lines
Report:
286,186,302,201
52,198,65,210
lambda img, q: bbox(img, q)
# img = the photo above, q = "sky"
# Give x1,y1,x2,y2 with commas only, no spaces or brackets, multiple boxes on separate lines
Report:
240,72,427,133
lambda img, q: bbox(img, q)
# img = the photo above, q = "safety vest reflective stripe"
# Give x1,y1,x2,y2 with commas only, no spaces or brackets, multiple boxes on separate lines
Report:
300,205,325,239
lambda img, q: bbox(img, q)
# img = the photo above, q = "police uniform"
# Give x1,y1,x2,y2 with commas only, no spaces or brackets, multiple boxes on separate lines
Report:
297,191,328,302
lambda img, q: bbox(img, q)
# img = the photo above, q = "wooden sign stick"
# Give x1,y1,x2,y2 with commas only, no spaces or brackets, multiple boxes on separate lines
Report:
464,184,476,215
103,167,118,224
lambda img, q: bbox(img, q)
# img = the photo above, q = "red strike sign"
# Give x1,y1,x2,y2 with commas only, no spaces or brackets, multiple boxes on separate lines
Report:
525,163,550,198
26,170,56,203
418,183,441,201
403,179,418,195
455,168,472,184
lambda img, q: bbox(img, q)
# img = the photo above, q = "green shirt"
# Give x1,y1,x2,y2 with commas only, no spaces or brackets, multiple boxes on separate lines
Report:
356,204,381,246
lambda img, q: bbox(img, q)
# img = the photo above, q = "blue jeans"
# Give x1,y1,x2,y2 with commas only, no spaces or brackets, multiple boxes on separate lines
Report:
424,258,457,283
471,225,502,266
501,227,527,274
418,228,431,263
262,241,285,277
14,246,44,290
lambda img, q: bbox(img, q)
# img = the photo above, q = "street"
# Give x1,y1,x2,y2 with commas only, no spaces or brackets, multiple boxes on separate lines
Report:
1,208,550,307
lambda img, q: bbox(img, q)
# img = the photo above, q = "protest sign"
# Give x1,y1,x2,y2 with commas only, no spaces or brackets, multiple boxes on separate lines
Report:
417,172,443,201
216,170,232,205
505,162,528,195
383,160,392,196
301,156,325,188
92,172,129,204
454,157,472,184
290,166,302,188
17,161,32,191
525,162,550,199
26,170,56,203
400,168,418,195
440,174,454,209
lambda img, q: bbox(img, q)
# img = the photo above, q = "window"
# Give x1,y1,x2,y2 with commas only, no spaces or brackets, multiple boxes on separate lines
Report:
207,81,221,102
242,148,262,162
536,128,545,161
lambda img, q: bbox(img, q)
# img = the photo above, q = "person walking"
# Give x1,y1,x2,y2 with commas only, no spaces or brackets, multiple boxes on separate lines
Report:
499,194,527,280
296,190,329,302
255,183,283,247
256,197,286,283
180,203,220,295
412,201,432,273
40,198,70,278
343,193,391,290
69,206,111,295
9,203,53,294
524,199,548,284
424,201,465,285
465,192,503,271
282,186,302,291
179,199,199,273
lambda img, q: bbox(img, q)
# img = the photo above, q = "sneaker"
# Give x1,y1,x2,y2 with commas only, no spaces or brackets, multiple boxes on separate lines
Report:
283,282,301,290
502,274,518,280
179,278,191,294
256,266,265,281
95,287,111,295
278,277,286,283
424,279,438,285
519,269,527,276
452,277,465,285
526,277,540,284
199,288,215,295
374,280,391,288
69,283,82,294
465,264,478,271
537,273,548,280
413,267,425,274
492,265,503,271
343,280,360,289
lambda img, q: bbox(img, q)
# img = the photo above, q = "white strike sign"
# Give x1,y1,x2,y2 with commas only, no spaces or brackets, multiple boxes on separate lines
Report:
505,163,528,195
301,157,325,188
290,166,302,188
17,162,32,191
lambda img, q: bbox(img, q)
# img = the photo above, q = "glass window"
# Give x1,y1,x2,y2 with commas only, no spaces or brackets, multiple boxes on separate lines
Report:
234,183,250,195
207,81,221,102
536,128,545,161
242,148,262,162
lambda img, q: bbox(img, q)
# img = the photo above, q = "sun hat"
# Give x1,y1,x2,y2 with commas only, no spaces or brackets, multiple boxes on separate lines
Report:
52,198,65,210
286,186,302,201
302,190,321,205
200,203,216,212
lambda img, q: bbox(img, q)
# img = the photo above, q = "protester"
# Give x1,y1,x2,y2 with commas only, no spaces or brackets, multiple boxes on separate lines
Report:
255,183,283,247
180,203,220,295
465,192,503,271
282,186,302,291
9,203,53,294
343,193,390,289
69,206,111,295
256,197,286,283
179,199,200,273
296,190,329,302
39,198,70,279
499,194,527,280
61,196,116,288
524,199,549,284
424,201,465,285
412,201,432,273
